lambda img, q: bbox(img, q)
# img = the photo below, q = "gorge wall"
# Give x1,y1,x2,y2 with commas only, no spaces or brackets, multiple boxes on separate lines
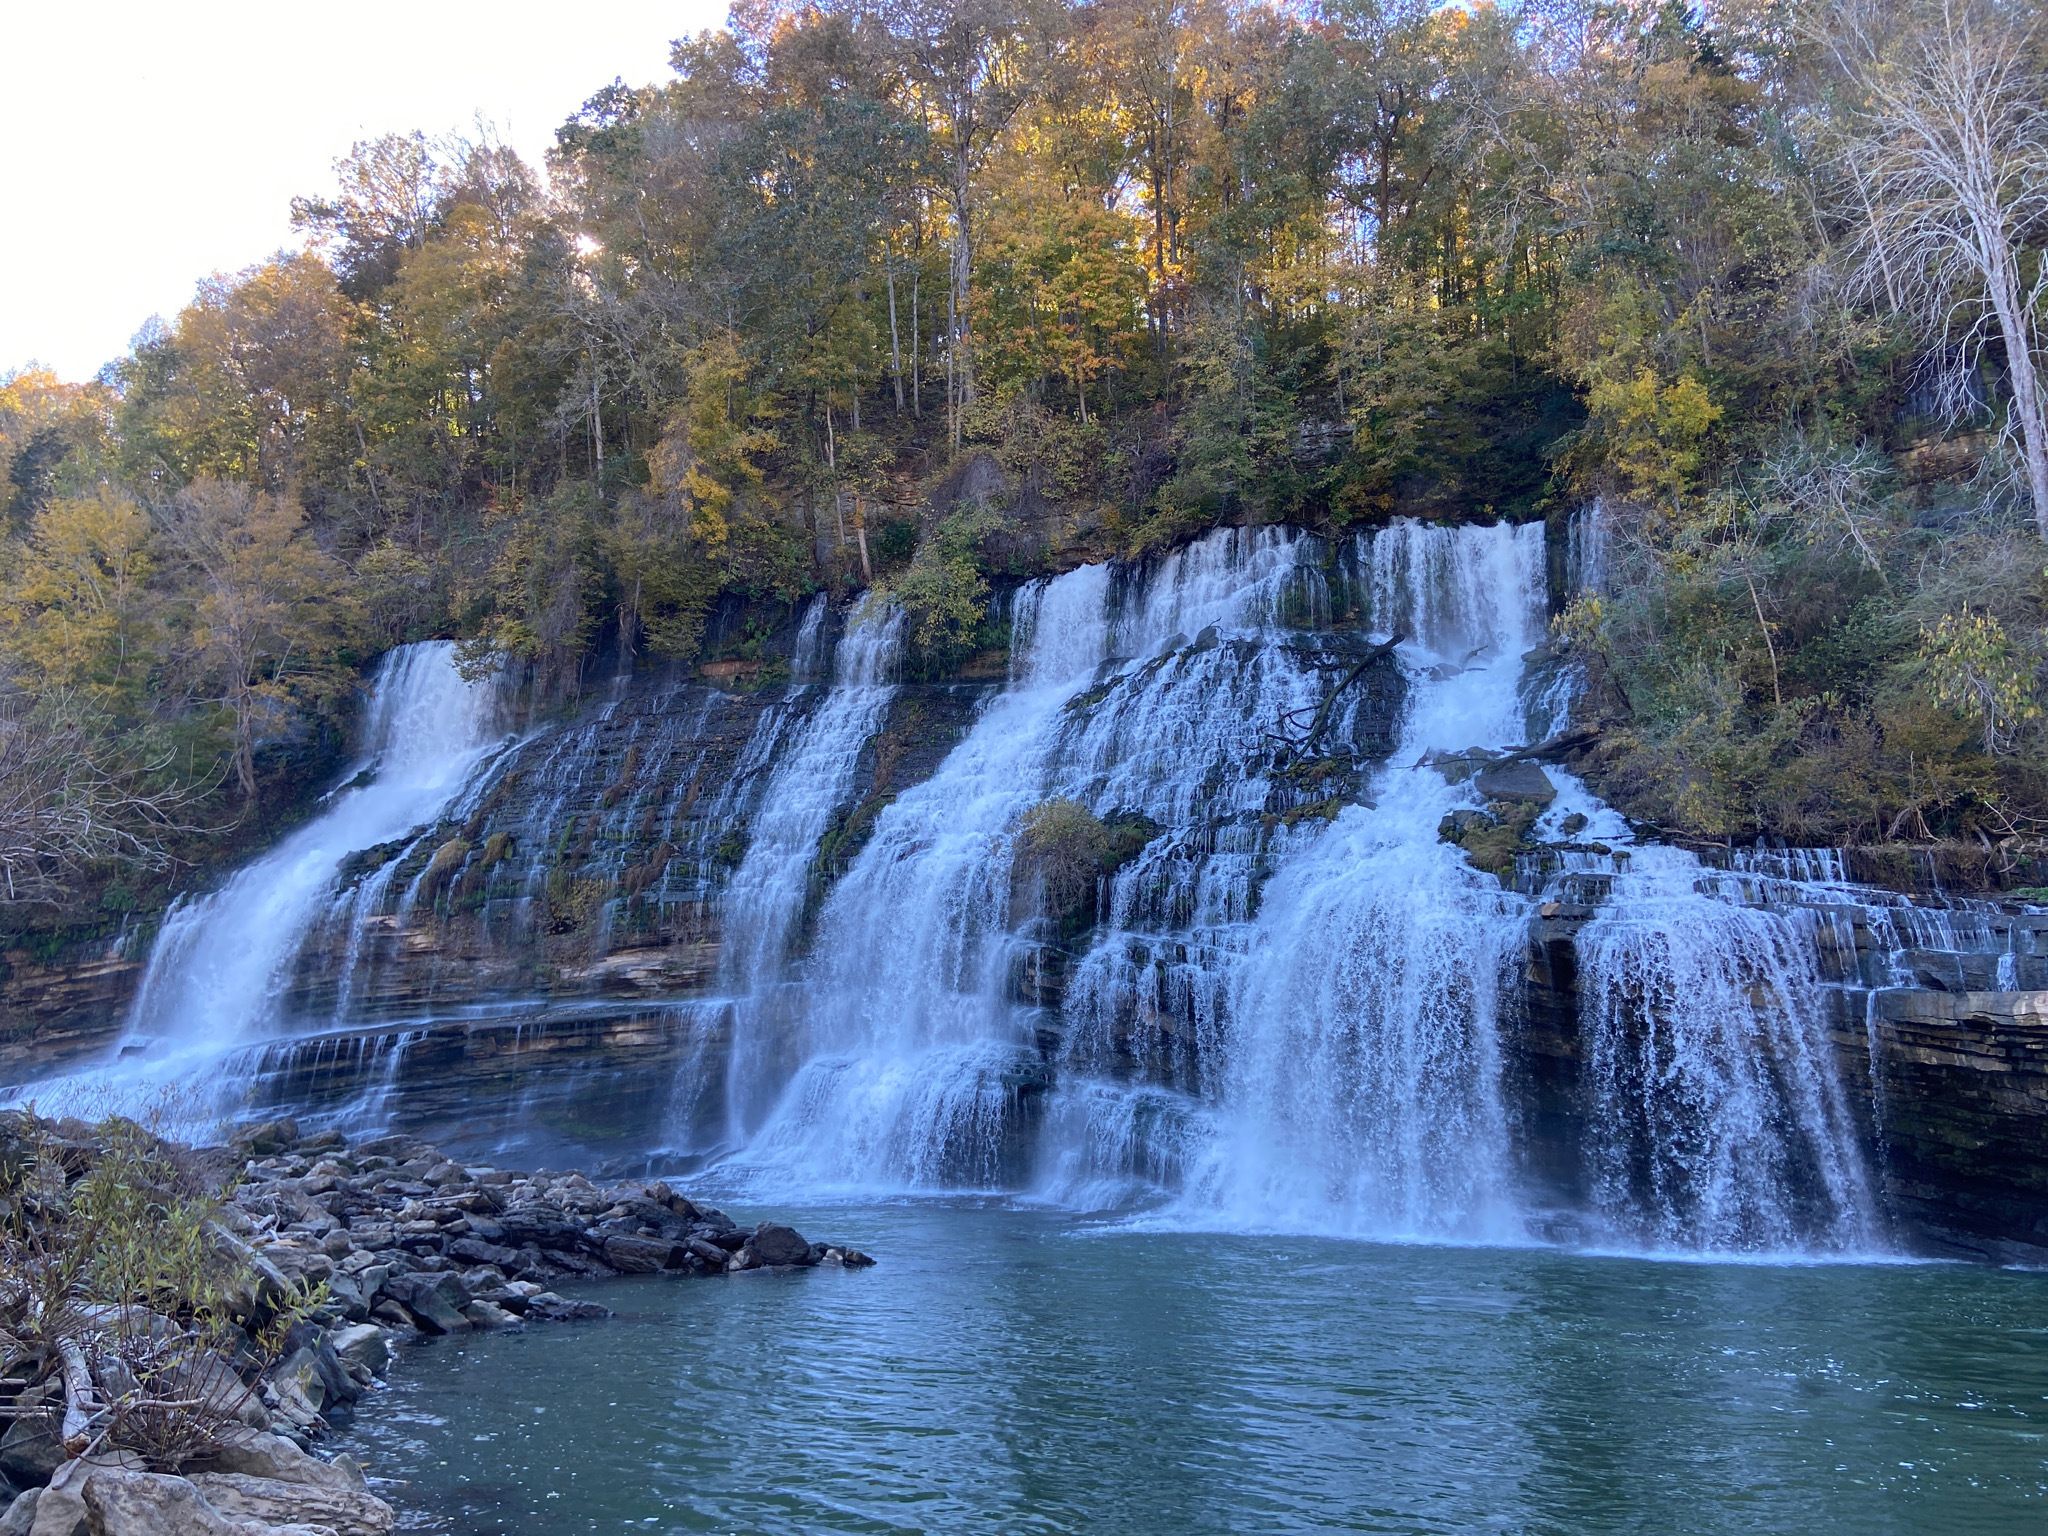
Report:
4,519,2045,1261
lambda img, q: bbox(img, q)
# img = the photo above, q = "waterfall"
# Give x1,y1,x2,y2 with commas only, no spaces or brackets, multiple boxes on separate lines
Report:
11,511,1950,1258
735,528,1337,1191
1574,844,1882,1252
1173,521,1545,1241
715,598,906,1143
119,642,507,1069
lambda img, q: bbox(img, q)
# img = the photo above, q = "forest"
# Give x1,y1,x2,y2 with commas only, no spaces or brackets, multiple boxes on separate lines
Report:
0,0,2044,930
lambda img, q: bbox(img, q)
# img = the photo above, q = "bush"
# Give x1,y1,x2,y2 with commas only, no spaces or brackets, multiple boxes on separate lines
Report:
0,1112,324,1469
1012,799,1158,932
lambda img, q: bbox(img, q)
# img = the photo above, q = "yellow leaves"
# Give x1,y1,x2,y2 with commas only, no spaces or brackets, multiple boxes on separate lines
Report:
647,335,781,559
0,488,155,698
1586,366,1722,502
1917,608,2043,756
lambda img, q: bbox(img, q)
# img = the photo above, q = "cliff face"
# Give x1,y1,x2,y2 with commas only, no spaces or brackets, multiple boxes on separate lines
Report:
0,945,143,1085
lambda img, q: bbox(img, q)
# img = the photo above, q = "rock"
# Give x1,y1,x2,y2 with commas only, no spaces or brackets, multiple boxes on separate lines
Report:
25,1456,142,1536
684,1236,732,1269
159,1356,267,1431
0,1414,62,1491
600,1235,681,1273
324,1274,370,1322
745,1222,815,1268
187,1428,365,1493
187,1473,395,1536
0,1492,35,1536
329,1325,391,1377
1472,759,1556,806
380,1272,471,1335
204,1224,291,1324
79,1464,309,1536
522,1293,611,1323
463,1300,520,1329
237,1119,300,1157
446,1237,523,1271
1558,811,1589,837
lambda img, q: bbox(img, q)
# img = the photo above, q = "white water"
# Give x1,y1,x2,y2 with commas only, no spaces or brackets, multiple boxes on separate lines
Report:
1575,843,1882,1252
118,643,505,1075
726,518,1891,1255
715,598,906,1142
736,530,1335,1191
1176,521,1545,1241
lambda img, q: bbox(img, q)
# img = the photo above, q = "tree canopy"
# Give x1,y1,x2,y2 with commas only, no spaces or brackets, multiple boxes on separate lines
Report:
4,0,2047,924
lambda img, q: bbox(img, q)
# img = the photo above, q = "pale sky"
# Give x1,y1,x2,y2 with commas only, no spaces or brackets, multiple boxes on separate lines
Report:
1,0,728,382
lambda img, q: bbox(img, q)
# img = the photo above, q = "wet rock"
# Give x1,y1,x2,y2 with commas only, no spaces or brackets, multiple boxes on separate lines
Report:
1473,759,1556,806
745,1222,816,1268
187,1472,396,1536
601,1235,682,1273
330,1323,392,1377
523,1293,612,1323
380,1272,471,1335
237,1119,300,1157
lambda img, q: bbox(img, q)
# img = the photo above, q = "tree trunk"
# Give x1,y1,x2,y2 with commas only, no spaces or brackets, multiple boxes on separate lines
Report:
888,259,905,410
1982,240,2048,538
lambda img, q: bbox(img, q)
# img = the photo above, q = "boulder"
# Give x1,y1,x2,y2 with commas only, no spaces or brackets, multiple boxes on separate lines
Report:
600,1235,680,1274
27,1455,146,1536
329,1326,391,1377
684,1236,732,1270
380,1272,470,1335
77,1466,270,1536
0,1492,35,1536
186,1473,395,1536
446,1237,522,1271
746,1223,814,1268
186,1428,364,1493
522,1293,611,1323
1472,759,1556,806
0,1414,62,1491
237,1119,300,1157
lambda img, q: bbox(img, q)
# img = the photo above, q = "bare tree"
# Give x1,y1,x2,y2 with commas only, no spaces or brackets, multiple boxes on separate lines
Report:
1820,0,2048,538
0,697,205,908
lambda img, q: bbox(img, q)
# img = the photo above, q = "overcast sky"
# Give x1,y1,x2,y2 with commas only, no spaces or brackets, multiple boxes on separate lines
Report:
2,0,727,382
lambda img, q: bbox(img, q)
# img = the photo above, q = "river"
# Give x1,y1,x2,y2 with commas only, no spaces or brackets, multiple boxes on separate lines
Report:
332,1202,2048,1535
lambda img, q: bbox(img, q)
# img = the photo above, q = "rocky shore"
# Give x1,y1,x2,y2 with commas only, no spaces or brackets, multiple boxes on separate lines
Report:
0,1114,869,1535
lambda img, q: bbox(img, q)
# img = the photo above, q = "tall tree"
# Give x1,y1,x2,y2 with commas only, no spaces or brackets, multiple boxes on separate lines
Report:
1822,0,2048,538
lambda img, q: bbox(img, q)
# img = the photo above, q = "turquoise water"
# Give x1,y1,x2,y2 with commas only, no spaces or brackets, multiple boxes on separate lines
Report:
334,1203,2048,1534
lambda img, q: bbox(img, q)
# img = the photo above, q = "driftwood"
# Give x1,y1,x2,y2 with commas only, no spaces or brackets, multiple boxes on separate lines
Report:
1267,635,1405,755
57,1336,96,1453
1499,723,1604,764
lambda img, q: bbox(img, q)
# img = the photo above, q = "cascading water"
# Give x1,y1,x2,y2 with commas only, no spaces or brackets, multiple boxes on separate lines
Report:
1572,843,1882,1252
716,518,1895,1254
1173,521,1547,1241
117,642,506,1074
736,529,1342,1191
713,599,906,1142
18,512,1992,1258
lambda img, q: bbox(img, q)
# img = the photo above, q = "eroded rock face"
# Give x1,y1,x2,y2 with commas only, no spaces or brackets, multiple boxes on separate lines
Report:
1859,989,2048,1259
